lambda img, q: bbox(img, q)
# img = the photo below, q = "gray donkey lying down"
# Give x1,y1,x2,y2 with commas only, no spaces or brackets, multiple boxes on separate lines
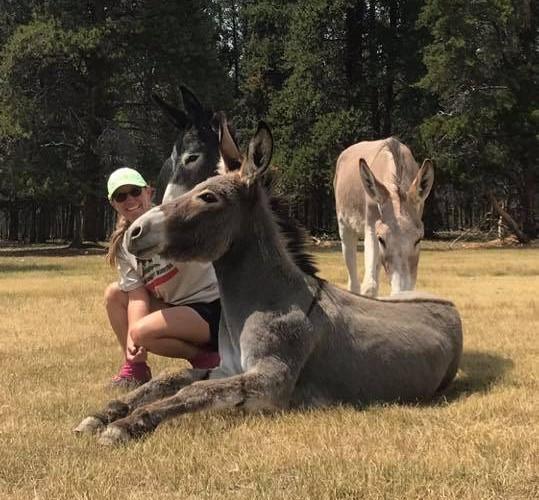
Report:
75,123,462,445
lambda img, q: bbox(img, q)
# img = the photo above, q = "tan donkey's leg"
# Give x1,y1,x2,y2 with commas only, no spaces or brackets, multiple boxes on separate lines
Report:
338,221,361,294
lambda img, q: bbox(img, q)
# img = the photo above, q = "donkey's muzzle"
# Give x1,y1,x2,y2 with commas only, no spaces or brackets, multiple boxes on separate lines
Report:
126,206,166,259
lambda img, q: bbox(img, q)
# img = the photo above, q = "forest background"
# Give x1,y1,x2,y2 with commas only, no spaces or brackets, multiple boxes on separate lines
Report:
0,0,536,246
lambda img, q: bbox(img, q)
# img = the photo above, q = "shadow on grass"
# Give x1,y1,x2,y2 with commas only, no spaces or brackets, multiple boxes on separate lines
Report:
0,262,64,274
0,245,106,258
433,349,514,404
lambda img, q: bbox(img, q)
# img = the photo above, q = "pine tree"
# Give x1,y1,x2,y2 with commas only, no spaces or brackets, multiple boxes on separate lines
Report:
419,0,537,238
0,1,232,243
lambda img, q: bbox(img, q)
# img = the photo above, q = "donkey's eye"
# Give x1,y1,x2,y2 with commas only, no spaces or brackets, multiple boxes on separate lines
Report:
198,192,218,204
377,237,386,248
185,154,199,164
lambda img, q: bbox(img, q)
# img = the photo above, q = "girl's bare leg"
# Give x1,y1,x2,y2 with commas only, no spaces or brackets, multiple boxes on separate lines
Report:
104,282,148,364
130,306,211,359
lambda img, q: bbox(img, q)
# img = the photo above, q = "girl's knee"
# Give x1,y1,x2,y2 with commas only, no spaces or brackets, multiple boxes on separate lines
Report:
129,322,149,347
104,282,127,307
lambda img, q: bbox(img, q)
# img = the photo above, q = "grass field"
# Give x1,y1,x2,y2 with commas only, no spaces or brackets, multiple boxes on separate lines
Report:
0,247,537,499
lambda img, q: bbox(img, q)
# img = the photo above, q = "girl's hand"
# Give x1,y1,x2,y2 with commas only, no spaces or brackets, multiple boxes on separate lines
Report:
126,337,146,363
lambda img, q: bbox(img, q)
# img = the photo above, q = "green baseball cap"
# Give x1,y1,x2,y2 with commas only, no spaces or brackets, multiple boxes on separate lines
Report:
107,167,148,200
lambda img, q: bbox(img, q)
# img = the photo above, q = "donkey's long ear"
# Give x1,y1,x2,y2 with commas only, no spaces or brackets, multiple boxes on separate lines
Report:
217,112,243,173
408,159,434,204
240,121,273,184
152,93,189,130
180,85,204,119
359,159,389,205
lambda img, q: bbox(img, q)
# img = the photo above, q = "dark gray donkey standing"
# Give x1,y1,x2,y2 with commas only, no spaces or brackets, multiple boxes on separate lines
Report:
75,123,463,445
152,85,223,203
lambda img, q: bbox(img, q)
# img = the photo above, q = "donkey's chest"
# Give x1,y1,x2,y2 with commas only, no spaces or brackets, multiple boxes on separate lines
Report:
218,308,298,375
218,320,244,376
217,308,261,376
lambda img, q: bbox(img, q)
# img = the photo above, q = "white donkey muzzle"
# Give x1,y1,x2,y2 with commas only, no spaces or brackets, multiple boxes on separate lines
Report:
126,206,166,259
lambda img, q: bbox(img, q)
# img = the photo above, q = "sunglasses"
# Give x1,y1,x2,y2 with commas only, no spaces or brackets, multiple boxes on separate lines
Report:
112,186,143,203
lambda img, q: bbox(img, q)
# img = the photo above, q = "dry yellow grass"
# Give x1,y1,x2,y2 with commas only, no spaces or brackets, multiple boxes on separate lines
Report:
0,247,537,500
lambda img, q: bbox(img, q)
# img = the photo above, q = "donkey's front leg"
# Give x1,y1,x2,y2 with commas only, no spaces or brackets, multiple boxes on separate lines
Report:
361,224,381,297
338,221,361,294
99,359,292,445
74,368,209,435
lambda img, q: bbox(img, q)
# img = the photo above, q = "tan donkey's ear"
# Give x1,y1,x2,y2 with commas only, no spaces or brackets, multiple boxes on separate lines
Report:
359,158,389,205
409,159,434,204
240,122,273,185
217,113,243,173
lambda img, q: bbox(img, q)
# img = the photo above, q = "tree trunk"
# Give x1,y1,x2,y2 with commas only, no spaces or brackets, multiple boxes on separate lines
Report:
34,205,48,243
423,190,441,238
382,0,397,137
83,194,99,242
231,0,240,97
521,169,537,239
8,202,19,241
367,0,380,136
70,204,83,248
63,205,71,241
82,0,107,245
28,204,36,244
344,0,365,107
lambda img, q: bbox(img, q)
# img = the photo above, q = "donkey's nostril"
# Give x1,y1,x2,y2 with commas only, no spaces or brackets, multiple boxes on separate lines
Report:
130,225,143,239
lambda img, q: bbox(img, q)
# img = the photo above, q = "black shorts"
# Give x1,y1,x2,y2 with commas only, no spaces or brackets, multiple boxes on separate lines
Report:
184,299,221,352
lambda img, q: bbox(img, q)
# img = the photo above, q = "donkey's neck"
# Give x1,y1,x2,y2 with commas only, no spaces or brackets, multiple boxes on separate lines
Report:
214,194,309,313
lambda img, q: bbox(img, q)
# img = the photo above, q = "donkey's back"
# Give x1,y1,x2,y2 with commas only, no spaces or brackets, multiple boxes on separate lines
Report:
334,138,419,231
290,282,463,407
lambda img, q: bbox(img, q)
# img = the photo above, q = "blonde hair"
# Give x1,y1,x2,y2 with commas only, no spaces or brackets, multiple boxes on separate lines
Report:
106,215,131,267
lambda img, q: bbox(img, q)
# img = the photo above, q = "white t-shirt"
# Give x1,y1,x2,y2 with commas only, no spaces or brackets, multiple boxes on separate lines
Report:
116,235,219,305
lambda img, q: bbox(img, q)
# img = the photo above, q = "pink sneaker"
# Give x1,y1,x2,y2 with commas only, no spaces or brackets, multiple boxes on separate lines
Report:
189,351,220,369
111,361,152,388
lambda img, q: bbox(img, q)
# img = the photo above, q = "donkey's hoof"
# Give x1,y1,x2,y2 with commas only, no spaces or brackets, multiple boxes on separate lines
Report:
74,416,104,435
99,424,131,446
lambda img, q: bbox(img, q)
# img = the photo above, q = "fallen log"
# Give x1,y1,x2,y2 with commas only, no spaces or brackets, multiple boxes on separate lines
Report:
487,191,529,244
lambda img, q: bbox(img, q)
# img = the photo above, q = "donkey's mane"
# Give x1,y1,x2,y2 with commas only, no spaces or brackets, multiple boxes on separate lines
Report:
268,193,319,277
221,118,319,278
379,137,405,199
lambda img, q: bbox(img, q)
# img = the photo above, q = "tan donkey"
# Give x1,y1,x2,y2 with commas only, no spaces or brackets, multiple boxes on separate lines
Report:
334,138,434,296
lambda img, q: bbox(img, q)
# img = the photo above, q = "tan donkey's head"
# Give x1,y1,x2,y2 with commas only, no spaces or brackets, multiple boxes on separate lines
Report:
359,157,434,293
